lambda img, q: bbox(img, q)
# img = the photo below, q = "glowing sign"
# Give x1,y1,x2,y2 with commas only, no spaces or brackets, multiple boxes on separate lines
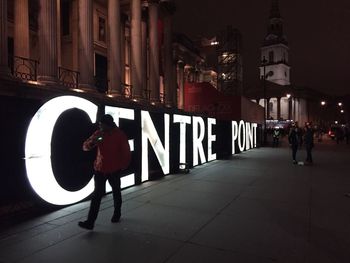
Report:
104,106,135,191
25,96,97,205
207,118,217,161
232,121,257,154
173,114,192,168
141,111,170,182
192,116,206,166
24,95,259,206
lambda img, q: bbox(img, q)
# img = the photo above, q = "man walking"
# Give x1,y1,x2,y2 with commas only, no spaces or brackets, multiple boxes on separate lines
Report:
78,114,131,230
288,123,299,164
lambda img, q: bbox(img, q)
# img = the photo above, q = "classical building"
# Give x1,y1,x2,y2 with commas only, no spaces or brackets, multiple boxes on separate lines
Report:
0,0,200,109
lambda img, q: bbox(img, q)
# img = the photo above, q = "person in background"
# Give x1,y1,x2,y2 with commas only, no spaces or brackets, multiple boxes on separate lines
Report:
304,122,314,165
272,127,281,147
288,123,299,164
78,114,131,230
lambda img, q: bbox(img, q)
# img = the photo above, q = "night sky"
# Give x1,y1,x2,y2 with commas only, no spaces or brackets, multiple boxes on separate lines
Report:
173,0,350,96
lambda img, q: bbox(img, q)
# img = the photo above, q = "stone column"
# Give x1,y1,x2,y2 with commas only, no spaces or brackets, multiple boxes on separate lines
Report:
266,98,270,119
38,0,58,83
177,60,185,109
78,0,94,89
130,0,142,100
277,97,281,120
141,8,148,99
0,0,10,77
163,12,173,106
120,13,127,88
14,0,30,59
148,0,160,103
108,0,122,94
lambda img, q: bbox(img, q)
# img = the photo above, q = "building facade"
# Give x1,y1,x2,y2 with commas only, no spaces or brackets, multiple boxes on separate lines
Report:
0,0,199,109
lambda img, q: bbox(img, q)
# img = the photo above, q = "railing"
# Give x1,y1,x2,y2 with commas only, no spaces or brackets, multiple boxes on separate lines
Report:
58,67,79,89
122,84,132,99
9,56,38,81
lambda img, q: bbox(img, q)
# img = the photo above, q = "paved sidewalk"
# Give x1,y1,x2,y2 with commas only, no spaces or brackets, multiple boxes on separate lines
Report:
1,137,350,263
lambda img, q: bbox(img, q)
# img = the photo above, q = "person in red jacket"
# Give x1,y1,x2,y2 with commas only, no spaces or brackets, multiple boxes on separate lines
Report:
78,114,131,230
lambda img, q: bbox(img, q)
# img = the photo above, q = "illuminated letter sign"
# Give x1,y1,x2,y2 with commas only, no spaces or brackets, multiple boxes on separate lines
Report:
207,118,217,161
238,120,246,152
105,106,136,189
141,111,170,182
192,116,206,166
24,95,260,206
232,121,238,154
173,114,191,168
25,96,97,205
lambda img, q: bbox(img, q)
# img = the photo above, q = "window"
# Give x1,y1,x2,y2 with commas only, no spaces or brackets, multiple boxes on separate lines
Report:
61,1,70,36
98,17,106,42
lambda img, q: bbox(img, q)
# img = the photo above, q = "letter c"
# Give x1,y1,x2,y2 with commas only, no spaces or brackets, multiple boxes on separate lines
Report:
25,96,97,205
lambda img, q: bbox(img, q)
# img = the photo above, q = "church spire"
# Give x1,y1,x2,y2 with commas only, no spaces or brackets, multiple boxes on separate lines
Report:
270,0,281,19
263,0,287,46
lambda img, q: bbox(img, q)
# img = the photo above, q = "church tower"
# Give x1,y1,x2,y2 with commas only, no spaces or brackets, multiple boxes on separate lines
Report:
260,0,290,86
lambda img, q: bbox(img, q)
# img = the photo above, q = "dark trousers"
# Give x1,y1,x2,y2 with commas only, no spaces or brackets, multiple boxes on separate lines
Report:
291,145,298,161
305,145,313,163
87,171,121,223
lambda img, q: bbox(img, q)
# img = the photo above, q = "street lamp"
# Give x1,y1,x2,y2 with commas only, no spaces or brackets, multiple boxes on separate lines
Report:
262,56,268,145
338,102,343,107
321,101,326,106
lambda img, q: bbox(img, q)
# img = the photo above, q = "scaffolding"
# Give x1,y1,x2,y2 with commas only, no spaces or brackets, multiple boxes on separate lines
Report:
216,26,243,95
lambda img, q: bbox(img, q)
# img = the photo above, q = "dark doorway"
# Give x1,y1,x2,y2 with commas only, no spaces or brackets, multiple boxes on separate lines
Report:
95,53,108,93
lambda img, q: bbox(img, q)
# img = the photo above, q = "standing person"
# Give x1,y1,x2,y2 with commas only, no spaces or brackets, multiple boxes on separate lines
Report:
272,127,280,147
304,122,314,165
288,123,299,164
78,114,131,230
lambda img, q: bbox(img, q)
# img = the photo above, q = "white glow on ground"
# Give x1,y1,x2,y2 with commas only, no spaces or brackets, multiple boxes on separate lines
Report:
25,96,97,205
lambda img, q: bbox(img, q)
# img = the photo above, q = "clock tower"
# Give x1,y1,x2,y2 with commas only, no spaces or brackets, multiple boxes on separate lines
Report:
260,0,290,86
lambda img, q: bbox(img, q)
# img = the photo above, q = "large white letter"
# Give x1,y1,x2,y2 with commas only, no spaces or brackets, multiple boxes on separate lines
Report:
193,116,206,166
207,118,217,161
173,114,191,167
246,122,254,150
252,123,258,147
232,121,238,154
105,106,135,189
141,111,170,182
25,96,97,205
238,120,246,152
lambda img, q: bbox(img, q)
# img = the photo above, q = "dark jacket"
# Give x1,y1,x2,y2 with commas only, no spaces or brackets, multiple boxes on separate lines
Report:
304,127,314,148
288,128,299,146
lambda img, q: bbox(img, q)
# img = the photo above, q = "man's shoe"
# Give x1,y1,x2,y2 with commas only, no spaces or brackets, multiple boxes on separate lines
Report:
293,160,297,164
111,214,121,223
78,220,94,230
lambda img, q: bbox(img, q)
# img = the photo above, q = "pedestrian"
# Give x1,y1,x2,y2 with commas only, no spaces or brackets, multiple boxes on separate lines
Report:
272,127,280,147
303,122,314,165
78,114,131,230
288,123,299,164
